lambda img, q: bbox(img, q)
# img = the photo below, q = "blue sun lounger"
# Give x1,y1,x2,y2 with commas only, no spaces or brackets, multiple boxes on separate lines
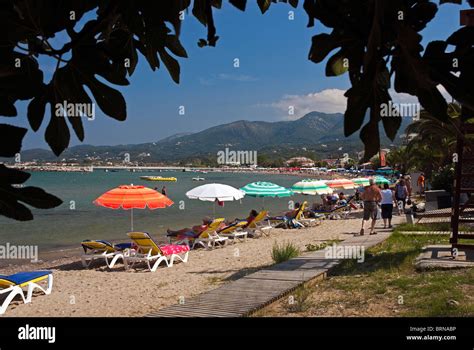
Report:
0,270,53,315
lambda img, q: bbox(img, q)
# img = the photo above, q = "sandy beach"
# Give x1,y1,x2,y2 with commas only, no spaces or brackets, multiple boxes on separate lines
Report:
1,216,371,317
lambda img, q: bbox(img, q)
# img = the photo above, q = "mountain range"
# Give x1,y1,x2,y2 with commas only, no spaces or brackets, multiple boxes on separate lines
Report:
15,112,412,163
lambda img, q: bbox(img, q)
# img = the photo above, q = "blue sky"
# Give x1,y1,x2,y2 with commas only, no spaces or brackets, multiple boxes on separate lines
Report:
11,1,468,149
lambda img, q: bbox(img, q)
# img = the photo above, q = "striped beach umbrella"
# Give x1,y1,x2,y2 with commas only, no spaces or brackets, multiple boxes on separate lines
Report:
94,185,173,230
292,179,333,195
240,182,293,198
373,176,390,186
325,178,356,190
353,177,370,187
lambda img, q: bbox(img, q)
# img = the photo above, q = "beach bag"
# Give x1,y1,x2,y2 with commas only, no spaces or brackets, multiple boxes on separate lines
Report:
397,200,404,211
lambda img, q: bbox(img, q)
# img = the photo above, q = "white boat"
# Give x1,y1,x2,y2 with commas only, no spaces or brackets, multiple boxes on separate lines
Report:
192,177,205,181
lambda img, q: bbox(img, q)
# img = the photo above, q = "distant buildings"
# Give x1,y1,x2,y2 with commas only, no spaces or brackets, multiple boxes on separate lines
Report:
285,157,315,167
321,159,338,167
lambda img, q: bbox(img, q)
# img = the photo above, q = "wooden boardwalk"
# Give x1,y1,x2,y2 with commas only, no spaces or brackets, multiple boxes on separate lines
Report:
147,232,391,318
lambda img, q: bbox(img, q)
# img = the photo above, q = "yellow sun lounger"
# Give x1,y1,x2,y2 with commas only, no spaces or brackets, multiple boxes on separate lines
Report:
192,218,229,249
174,218,229,249
295,201,321,227
126,232,190,272
218,220,248,242
81,240,131,268
0,270,53,315
247,211,272,237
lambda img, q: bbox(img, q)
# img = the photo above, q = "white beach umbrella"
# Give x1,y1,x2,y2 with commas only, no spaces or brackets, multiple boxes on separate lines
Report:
186,183,245,215
186,183,245,202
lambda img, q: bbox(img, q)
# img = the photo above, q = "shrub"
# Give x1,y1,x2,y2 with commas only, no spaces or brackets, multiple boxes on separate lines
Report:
285,287,313,313
430,165,455,193
271,241,300,263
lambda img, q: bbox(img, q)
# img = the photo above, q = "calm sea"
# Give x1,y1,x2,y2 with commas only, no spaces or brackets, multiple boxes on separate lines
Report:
0,170,319,251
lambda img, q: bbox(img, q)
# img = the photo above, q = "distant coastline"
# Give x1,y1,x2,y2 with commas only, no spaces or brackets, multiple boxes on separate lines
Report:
5,163,343,179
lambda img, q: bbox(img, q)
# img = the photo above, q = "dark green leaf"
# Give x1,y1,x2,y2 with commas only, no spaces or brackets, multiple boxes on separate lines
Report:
14,186,63,209
0,164,30,185
158,48,181,84
229,0,247,11
85,77,127,121
344,81,371,137
0,96,17,116
27,95,48,132
360,121,380,162
257,0,272,14
45,106,71,156
165,35,188,58
0,124,27,157
0,197,33,221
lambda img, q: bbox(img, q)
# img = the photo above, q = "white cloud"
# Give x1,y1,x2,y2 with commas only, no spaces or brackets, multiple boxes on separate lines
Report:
270,89,347,120
217,73,258,82
267,86,453,120
199,73,258,85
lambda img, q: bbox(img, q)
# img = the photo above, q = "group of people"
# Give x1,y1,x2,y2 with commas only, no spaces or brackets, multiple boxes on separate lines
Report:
360,175,417,235
314,192,354,212
166,173,426,239
166,210,260,239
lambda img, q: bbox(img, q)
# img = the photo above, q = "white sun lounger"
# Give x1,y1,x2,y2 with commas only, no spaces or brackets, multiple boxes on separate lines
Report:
0,270,53,315
125,232,190,272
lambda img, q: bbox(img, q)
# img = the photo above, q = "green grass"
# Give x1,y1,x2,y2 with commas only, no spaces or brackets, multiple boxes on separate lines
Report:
396,222,474,232
271,241,300,264
285,286,313,313
322,232,474,316
305,239,342,252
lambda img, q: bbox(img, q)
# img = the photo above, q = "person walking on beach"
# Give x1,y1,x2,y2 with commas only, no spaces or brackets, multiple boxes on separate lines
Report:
380,184,395,229
417,173,425,194
360,178,382,235
395,179,408,214
404,175,412,198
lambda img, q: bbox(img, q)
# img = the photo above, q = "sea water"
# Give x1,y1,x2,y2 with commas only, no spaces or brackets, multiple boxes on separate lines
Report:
0,170,315,251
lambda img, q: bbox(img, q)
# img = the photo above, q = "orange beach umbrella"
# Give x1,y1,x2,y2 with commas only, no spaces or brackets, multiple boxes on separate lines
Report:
93,184,173,230
325,179,356,190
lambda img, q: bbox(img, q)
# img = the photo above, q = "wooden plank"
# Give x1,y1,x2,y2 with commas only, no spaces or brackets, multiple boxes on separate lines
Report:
158,307,242,317
147,226,395,317
155,307,240,317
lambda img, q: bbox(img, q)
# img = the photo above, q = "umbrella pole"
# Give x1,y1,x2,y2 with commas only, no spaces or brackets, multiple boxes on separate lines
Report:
131,208,134,231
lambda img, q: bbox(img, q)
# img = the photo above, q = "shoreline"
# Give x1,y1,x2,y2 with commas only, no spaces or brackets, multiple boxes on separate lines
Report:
2,215,371,317
4,164,349,179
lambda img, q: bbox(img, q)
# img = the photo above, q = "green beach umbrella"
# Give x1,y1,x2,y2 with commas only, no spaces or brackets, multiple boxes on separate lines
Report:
292,179,333,195
374,176,390,186
353,177,370,187
240,181,293,209
240,182,293,198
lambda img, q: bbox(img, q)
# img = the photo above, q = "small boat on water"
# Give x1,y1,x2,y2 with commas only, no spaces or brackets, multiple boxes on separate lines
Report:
192,177,205,181
140,176,177,182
